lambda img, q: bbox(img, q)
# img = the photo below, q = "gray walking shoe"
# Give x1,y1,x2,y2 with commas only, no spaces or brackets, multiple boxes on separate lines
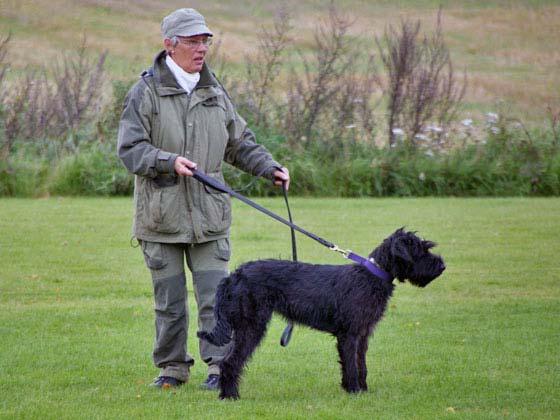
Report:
200,374,219,390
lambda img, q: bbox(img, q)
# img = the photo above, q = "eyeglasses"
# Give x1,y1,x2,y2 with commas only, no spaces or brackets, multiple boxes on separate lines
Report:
176,37,213,49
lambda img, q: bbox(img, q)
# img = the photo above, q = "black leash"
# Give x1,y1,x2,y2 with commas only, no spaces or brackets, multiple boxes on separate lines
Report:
191,168,335,249
190,168,393,345
280,181,296,347
190,168,392,280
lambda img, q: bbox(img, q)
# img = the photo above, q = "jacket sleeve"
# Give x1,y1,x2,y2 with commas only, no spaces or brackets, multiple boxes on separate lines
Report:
117,80,178,178
223,97,281,180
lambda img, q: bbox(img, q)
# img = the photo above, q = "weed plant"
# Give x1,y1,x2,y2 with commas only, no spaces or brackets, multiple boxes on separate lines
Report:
0,9,559,198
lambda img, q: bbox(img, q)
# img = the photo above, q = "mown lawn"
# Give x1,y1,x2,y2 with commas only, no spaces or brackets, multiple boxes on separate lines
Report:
0,197,559,419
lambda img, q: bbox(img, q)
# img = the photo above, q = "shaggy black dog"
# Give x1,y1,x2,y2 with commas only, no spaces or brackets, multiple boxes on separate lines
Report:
198,228,445,399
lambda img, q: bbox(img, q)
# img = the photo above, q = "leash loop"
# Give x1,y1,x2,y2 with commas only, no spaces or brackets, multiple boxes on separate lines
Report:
280,179,296,347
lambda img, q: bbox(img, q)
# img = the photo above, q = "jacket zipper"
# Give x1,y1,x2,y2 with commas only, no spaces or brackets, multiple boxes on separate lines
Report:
184,93,193,213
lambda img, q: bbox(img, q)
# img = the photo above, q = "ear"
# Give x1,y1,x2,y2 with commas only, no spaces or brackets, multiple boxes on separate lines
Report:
163,38,173,55
391,236,413,262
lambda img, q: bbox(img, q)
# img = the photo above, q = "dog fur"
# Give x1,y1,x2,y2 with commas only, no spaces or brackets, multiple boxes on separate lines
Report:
198,228,445,399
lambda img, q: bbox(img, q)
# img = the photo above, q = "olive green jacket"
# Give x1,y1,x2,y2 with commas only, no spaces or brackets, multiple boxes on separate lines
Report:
117,51,280,243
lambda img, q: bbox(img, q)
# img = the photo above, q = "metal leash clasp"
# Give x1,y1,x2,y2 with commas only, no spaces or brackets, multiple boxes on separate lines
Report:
330,245,352,259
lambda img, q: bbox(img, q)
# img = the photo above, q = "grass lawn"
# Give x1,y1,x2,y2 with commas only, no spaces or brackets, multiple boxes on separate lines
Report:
0,197,559,419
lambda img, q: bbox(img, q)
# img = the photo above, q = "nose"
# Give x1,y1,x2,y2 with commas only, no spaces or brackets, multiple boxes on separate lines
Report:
439,261,446,272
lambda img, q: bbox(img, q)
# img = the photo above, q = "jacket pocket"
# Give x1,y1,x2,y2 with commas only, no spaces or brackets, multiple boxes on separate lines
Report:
201,172,231,234
146,181,181,234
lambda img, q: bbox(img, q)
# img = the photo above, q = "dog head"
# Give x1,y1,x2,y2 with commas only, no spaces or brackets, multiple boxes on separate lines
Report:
371,228,445,287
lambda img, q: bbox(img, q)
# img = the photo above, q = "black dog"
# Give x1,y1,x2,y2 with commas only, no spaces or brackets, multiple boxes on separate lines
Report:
198,228,445,399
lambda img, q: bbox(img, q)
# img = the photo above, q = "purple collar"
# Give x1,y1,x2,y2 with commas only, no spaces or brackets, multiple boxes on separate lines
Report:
347,252,392,283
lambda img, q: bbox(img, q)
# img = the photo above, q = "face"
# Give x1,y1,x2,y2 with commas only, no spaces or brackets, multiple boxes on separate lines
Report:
164,35,211,73
380,228,446,287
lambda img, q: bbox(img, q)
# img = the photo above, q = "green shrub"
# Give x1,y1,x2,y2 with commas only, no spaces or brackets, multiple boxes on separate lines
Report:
48,145,133,196
1,126,558,198
0,159,49,197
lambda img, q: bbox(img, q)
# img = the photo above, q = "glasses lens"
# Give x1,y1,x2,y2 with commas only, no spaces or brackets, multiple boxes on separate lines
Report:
180,38,212,48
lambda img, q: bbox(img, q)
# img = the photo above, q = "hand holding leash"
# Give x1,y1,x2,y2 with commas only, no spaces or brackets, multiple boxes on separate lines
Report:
174,156,197,177
273,167,290,190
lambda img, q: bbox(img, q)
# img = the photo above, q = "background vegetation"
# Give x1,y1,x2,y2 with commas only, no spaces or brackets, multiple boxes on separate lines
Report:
1,197,558,418
1,1,559,197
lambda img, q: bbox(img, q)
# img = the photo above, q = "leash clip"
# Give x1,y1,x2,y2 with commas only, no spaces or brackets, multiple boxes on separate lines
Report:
330,245,352,258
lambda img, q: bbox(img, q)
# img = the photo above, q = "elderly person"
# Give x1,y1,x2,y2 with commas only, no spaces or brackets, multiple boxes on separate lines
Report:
117,8,289,390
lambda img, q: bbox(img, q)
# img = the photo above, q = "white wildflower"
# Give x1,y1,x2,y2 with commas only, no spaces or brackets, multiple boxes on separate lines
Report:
490,126,500,135
461,118,473,127
486,112,499,124
345,124,356,129
392,128,404,137
414,134,429,142
424,149,434,157
418,172,426,181
426,124,443,133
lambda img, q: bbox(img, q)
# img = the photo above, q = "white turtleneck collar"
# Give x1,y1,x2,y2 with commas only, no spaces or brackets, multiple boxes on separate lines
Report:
165,55,200,94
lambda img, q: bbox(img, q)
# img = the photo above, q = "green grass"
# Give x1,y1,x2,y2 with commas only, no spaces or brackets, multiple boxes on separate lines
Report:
0,197,559,419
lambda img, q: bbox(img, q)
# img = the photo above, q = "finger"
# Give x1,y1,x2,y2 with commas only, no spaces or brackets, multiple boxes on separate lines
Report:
184,159,197,170
274,171,289,181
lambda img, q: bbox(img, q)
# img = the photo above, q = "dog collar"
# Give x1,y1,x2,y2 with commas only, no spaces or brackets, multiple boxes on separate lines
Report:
347,252,392,283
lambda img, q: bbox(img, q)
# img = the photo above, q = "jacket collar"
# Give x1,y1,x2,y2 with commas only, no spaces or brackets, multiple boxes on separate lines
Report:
151,50,218,96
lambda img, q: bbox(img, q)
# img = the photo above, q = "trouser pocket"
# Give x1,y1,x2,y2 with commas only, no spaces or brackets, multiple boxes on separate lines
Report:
140,241,167,270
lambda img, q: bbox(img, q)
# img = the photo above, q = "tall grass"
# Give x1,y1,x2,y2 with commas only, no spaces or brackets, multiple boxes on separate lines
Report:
0,8,558,197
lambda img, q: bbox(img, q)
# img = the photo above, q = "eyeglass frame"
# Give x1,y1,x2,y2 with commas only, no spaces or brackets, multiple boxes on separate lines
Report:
172,36,213,49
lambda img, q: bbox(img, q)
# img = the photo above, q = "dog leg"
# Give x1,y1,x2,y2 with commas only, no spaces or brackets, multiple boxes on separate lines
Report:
219,319,270,400
336,333,360,393
357,334,369,391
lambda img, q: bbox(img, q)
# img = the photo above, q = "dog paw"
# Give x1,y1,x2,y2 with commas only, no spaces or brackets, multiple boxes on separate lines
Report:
219,392,240,400
343,385,361,394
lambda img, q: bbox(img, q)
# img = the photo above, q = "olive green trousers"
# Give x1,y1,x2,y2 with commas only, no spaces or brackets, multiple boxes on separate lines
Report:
140,239,231,382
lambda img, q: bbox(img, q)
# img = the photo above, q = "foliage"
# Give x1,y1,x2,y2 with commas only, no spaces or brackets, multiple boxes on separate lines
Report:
48,143,133,196
376,9,466,147
222,123,560,197
218,4,379,161
0,35,107,160
0,8,558,198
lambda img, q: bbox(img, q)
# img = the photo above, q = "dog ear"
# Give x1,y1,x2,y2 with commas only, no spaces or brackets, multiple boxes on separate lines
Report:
391,237,413,262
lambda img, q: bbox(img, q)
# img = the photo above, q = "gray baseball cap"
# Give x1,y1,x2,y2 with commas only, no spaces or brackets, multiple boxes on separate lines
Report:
161,8,213,39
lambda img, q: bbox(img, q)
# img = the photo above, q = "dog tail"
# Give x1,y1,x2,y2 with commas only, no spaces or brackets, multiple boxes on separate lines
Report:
197,279,233,346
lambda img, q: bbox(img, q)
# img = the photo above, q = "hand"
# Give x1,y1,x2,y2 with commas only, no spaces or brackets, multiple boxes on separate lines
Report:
273,167,290,190
174,156,197,176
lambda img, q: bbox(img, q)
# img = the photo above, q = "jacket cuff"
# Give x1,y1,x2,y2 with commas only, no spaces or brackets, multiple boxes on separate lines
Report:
156,151,179,174
264,163,283,181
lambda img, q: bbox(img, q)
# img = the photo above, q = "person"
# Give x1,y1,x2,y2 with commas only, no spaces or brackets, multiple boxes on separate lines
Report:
117,8,289,390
